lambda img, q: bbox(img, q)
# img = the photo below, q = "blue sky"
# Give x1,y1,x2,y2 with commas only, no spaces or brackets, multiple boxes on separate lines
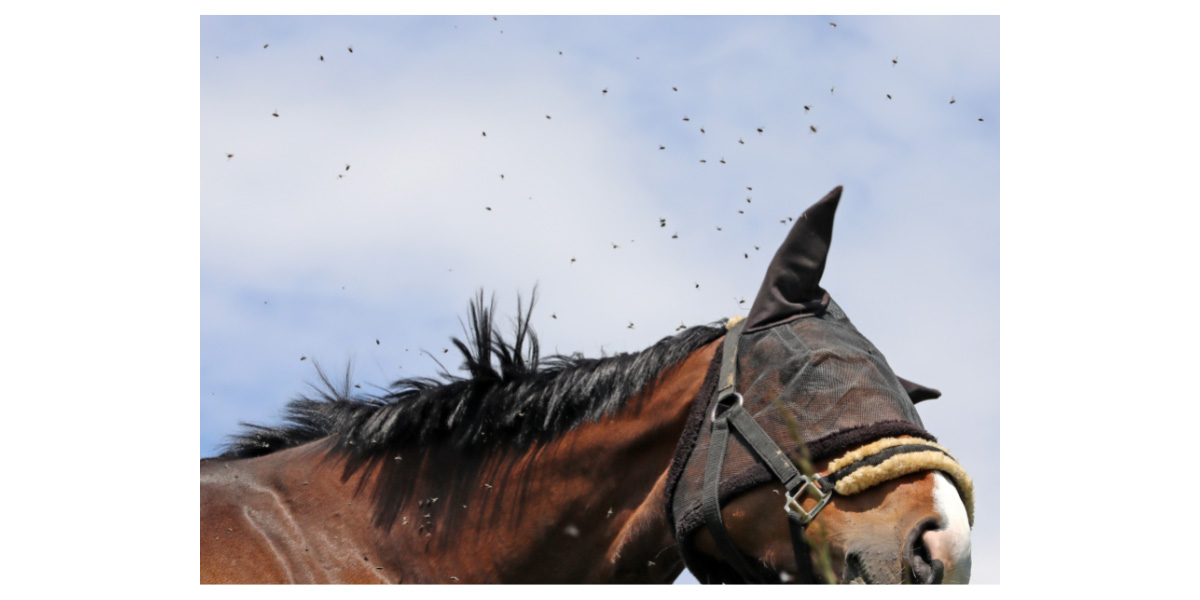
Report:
200,15,998,584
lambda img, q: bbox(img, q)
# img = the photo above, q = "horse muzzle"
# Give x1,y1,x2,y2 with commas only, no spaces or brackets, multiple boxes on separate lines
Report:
835,471,972,584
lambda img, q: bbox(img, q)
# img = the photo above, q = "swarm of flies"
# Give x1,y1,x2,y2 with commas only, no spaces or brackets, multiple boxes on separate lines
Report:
232,20,981,337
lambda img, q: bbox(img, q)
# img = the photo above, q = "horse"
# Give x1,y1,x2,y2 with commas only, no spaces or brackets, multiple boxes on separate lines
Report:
200,186,974,584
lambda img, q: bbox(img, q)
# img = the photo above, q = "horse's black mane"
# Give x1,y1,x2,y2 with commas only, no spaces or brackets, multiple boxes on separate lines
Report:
217,291,726,460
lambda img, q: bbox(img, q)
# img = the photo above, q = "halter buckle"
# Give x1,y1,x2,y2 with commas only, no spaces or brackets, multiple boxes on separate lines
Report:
784,475,832,527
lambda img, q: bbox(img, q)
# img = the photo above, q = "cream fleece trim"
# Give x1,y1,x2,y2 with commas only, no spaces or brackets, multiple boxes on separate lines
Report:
833,450,975,527
826,436,955,473
725,315,746,330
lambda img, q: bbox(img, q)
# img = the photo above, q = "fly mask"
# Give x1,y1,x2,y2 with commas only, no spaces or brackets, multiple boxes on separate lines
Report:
664,186,974,583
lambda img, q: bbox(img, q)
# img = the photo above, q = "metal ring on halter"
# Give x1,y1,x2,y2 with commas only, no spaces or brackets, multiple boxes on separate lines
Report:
710,392,744,423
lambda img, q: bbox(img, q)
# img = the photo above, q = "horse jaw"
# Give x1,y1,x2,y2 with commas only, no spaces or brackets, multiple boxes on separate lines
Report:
923,472,972,583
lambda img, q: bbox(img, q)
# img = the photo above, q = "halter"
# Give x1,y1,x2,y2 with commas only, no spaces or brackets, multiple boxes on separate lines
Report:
695,320,973,584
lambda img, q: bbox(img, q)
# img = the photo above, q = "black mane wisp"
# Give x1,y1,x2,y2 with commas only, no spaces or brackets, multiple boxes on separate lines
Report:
217,290,725,459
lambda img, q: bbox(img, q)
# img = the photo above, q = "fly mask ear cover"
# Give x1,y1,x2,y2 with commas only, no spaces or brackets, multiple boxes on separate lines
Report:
663,187,974,583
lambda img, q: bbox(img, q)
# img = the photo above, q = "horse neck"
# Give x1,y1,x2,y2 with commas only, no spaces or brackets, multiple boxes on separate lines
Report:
366,337,721,583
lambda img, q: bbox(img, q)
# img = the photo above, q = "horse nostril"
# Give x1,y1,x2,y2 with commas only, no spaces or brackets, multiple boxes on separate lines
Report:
842,551,867,584
909,553,945,585
905,518,944,584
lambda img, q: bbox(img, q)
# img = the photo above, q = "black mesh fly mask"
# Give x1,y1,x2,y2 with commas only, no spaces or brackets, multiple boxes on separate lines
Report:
663,187,974,584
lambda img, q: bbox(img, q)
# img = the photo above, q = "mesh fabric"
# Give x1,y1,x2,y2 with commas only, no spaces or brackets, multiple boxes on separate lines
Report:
666,299,935,582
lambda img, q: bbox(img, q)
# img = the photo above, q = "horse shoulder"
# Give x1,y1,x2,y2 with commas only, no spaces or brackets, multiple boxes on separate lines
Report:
200,458,315,583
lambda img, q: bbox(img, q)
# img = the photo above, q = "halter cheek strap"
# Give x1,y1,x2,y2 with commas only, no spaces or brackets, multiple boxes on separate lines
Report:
701,321,834,583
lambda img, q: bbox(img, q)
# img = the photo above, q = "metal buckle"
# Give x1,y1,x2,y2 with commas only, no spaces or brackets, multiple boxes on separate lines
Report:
710,392,743,423
784,475,833,526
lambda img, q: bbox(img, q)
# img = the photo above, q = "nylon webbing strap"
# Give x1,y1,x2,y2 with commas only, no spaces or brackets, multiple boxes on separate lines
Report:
787,513,819,583
700,320,831,584
701,321,764,583
724,405,803,490
716,321,744,397
701,414,763,583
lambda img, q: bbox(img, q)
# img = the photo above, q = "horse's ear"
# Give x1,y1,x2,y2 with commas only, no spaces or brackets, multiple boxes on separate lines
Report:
897,376,942,404
743,186,842,333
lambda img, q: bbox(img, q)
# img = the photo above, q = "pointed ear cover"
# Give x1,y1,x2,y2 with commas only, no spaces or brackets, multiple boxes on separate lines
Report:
743,186,843,333
897,376,942,403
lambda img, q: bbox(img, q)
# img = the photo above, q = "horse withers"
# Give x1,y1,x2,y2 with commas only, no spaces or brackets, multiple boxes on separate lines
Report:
200,186,973,583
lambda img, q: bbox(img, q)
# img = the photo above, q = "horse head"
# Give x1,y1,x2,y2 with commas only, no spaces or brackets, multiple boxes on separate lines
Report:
667,186,974,584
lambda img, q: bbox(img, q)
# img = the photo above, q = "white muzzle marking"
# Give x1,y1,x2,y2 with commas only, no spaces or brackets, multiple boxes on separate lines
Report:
924,472,972,583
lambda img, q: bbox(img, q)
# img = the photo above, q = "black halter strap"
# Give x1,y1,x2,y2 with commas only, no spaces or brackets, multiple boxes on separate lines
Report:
699,321,834,583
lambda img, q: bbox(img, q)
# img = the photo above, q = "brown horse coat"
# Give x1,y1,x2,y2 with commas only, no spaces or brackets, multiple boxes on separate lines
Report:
201,340,720,584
